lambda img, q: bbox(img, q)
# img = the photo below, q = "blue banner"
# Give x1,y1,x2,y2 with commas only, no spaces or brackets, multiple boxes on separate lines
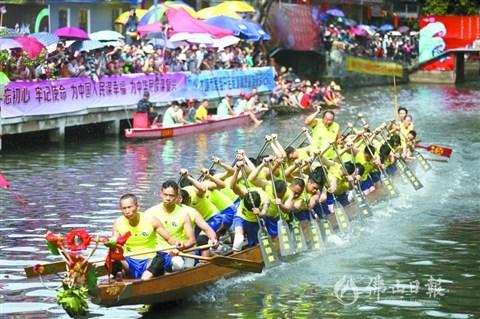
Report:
177,67,275,100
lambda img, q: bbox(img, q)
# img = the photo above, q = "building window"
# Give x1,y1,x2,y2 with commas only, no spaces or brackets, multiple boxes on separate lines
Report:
59,9,68,28
79,9,89,32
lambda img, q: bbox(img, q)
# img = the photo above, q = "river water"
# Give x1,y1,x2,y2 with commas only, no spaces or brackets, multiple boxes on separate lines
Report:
0,83,479,319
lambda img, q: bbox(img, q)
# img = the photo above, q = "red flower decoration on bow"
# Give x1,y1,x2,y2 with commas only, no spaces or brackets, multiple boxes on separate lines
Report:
64,229,91,251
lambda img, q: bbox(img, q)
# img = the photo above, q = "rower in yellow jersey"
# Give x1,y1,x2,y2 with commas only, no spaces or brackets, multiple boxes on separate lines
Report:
145,180,196,272
113,193,179,280
304,109,340,159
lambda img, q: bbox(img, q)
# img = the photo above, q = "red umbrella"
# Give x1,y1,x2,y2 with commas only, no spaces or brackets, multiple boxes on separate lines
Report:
350,26,368,37
14,36,46,58
54,26,90,40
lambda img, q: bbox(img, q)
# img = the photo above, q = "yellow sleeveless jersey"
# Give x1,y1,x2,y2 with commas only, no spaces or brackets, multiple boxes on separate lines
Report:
237,188,269,222
311,121,339,159
146,203,188,248
115,213,157,258
183,185,218,221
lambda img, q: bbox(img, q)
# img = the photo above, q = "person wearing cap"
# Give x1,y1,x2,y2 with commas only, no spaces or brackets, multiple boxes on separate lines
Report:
137,90,159,126
216,94,234,119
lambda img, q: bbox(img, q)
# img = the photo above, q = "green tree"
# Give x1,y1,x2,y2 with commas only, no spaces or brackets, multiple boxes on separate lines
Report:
420,0,480,15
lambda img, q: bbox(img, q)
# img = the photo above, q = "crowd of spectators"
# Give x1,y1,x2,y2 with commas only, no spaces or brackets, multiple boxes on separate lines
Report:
2,40,270,82
320,23,418,65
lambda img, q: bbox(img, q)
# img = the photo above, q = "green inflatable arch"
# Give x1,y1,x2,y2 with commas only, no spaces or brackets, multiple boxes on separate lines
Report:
35,8,49,33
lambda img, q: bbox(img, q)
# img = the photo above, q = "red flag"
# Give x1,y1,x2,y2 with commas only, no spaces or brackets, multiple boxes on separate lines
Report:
393,13,399,28
0,172,28,207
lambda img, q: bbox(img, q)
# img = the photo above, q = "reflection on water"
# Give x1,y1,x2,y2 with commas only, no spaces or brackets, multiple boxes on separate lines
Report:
0,83,479,318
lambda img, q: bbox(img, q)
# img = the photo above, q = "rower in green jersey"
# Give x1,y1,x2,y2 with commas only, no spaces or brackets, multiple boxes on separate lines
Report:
355,144,378,194
145,180,196,272
113,193,179,280
179,168,225,236
229,161,270,251
304,109,340,159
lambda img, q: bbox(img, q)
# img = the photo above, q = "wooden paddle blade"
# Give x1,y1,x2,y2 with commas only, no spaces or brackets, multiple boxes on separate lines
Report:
381,174,399,198
290,220,308,253
257,229,280,268
354,190,373,219
25,260,67,278
319,218,335,244
308,217,325,251
415,152,432,172
277,219,296,256
333,202,351,233
397,159,423,191
211,256,263,273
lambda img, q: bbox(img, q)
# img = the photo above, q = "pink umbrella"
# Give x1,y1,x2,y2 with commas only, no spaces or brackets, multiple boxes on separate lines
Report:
137,22,164,37
14,36,46,58
54,26,90,40
350,26,368,37
166,8,233,38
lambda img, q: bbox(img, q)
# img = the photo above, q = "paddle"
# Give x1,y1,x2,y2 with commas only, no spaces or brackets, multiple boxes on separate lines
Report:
416,144,453,158
285,129,307,149
178,252,263,273
379,130,423,191
357,133,399,198
330,142,372,219
266,159,296,257
239,166,280,268
24,244,212,278
317,165,351,233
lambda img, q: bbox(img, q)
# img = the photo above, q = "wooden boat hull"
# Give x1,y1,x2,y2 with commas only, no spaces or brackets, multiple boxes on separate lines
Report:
92,244,264,307
124,112,264,140
271,105,339,116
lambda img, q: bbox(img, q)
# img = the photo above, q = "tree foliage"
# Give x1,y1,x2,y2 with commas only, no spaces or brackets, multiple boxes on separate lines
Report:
420,0,480,15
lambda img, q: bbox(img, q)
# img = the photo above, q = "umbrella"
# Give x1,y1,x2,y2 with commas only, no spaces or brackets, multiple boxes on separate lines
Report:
161,2,198,18
148,38,184,49
197,6,241,19
54,26,90,40
326,8,344,17
350,26,368,37
70,39,105,52
217,1,256,13
15,36,46,58
379,24,394,32
102,40,124,47
30,32,60,47
139,6,168,26
0,38,22,50
137,22,163,37
357,24,375,36
115,9,148,24
212,35,240,48
89,30,124,41
388,30,402,36
169,32,214,44
342,18,357,27
398,26,410,33
0,27,22,38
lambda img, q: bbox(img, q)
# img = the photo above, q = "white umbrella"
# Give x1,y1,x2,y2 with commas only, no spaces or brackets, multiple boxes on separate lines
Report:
389,31,402,37
89,30,124,41
212,35,240,48
169,32,214,44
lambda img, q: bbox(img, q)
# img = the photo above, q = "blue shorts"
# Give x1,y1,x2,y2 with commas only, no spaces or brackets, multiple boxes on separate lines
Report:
386,164,397,176
219,203,237,228
156,251,173,272
264,216,279,236
233,215,259,246
295,210,311,221
361,177,374,191
125,256,151,279
369,171,381,183
335,192,350,207
195,213,224,237
313,203,328,218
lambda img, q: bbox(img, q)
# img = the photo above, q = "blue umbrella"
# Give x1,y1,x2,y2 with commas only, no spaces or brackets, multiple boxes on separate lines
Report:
148,38,181,49
71,39,105,52
326,8,344,17
0,38,22,50
240,19,270,41
30,32,59,47
379,24,394,32
205,16,269,41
